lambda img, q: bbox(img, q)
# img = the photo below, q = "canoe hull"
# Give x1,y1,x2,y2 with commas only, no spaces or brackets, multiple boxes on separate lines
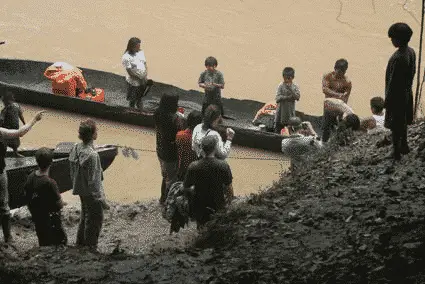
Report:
6,145,118,209
0,59,323,152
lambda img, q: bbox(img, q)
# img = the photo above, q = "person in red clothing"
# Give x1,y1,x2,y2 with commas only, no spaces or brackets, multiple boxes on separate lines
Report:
176,110,202,181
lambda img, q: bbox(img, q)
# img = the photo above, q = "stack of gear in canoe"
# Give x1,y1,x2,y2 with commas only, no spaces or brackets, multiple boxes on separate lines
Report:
251,101,278,131
44,62,105,102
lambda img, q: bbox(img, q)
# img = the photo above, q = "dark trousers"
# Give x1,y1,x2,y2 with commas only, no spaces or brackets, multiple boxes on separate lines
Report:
322,110,338,142
127,83,146,109
31,210,67,246
76,195,104,248
391,124,408,157
202,99,224,116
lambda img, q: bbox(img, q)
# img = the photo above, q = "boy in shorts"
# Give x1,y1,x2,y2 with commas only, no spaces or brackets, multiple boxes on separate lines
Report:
198,56,225,116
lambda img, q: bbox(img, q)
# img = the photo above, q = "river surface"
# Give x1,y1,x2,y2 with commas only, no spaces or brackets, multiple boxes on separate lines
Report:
0,0,423,203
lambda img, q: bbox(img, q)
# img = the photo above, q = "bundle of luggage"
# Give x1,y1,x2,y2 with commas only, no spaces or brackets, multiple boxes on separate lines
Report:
44,62,105,102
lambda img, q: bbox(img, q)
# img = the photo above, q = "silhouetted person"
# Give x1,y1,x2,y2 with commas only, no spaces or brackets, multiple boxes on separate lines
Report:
384,23,416,160
25,147,67,246
184,135,233,229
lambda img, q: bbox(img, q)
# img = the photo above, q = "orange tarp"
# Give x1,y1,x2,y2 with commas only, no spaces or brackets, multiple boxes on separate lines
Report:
44,63,87,97
253,101,277,122
44,63,104,102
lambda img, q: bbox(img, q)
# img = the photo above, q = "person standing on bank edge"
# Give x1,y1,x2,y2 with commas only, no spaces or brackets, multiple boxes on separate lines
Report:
122,37,148,109
198,56,225,116
24,147,67,246
176,110,203,181
0,106,45,243
184,135,233,229
69,119,108,250
154,94,182,205
384,23,416,161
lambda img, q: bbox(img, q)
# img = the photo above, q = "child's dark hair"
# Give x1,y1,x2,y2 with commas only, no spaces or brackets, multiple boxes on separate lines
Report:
2,90,14,103
35,147,54,170
388,22,413,46
334,59,348,72
344,114,361,130
78,119,97,144
205,56,218,67
282,67,295,78
202,135,218,155
202,104,221,131
370,97,385,113
187,110,203,131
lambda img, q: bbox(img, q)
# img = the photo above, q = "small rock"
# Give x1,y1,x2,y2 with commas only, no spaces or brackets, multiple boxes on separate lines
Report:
403,242,422,250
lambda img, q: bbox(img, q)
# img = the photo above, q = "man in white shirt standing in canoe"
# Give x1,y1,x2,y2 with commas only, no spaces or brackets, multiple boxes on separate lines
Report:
122,37,148,109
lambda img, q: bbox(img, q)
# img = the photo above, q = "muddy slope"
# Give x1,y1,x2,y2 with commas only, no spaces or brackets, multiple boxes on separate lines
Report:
2,122,425,283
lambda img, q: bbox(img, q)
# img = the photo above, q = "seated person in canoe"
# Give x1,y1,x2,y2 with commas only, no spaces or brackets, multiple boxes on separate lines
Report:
280,116,317,138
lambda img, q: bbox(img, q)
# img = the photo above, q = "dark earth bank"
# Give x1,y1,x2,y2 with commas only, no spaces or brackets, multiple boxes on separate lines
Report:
2,121,425,283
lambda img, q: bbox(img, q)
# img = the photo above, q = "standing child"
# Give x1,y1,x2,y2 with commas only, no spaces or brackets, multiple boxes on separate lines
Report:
24,147,67,246
274,67,301,134
1,91,26,157
198,56,225,116
69,119,108,251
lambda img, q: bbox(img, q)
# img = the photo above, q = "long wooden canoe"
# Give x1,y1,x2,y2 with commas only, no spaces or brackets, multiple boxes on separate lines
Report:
7,142,118,209
0,59,323,153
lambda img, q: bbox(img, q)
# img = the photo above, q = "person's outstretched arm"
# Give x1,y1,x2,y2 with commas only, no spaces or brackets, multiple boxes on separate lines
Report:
0,111,44,139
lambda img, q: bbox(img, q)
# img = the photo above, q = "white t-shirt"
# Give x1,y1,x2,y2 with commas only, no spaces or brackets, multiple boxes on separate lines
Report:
192,123,232,159
368,113,388,134
121,51,147,86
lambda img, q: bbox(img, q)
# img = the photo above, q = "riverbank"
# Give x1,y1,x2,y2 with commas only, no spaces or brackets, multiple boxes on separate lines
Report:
2,120,425,283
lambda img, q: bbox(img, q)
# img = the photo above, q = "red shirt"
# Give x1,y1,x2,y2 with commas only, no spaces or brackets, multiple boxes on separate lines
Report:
176,129,198,179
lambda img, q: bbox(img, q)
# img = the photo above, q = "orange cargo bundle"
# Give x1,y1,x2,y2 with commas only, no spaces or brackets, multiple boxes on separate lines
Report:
44,62,87,97
252,101,277,122
79,88,105,103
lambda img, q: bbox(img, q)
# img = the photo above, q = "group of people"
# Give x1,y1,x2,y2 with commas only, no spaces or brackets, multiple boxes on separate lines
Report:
277,22,416,163
0,21,417,247
0,89,107,249
154,93,234,229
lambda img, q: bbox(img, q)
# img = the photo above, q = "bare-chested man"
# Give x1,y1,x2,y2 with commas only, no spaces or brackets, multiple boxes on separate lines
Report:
322,59,352,104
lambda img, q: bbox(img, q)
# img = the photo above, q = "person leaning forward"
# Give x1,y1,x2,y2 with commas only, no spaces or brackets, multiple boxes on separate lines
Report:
384,23,416,161
184,135,233,230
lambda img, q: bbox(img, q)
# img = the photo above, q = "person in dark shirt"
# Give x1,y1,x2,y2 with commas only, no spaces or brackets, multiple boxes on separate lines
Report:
0,101,45,244
1,91,26,157
384,23,416,161
184,135,233,229
198,56,225,116
24,147,67,246
154,93,183,204
176,110,203,181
